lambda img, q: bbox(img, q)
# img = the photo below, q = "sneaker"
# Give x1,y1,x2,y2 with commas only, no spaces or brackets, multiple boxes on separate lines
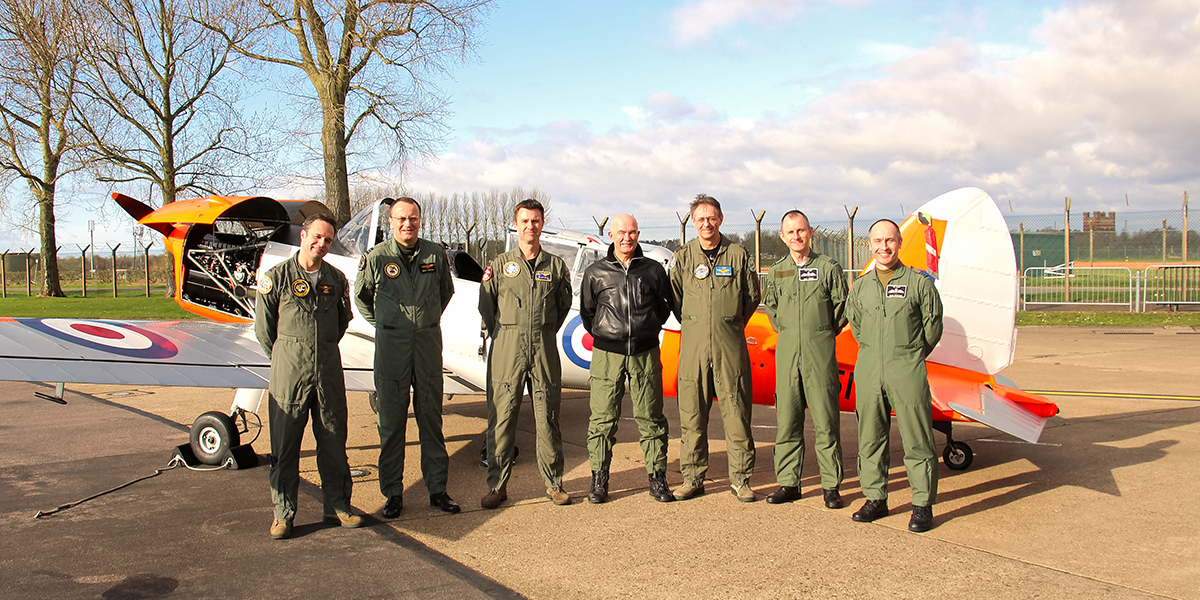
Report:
731,483,758,503
908,505,934,532
323,511,364,528
480,488,507,509
269,518,292,540
673,480,705,501
546,487,572,506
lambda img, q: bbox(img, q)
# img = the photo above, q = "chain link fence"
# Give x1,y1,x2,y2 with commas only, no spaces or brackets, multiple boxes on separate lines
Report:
1,247,172,297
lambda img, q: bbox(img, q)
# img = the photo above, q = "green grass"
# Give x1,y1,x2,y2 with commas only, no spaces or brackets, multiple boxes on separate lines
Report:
1016,311,1200,326
0,295,199,320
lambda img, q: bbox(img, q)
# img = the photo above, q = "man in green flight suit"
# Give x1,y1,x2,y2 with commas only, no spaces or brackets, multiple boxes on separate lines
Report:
762,210,848,509
478,199,574,509
669,194,761,502
354,197,460,518
255,214,362,540
847,219,944,533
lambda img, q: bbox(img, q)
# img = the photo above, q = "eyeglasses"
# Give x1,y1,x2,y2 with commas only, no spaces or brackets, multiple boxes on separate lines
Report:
389,216,420,223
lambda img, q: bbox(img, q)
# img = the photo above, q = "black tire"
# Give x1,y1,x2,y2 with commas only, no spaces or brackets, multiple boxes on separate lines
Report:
368,392,379,414
190,411,240,466
943,441,974,471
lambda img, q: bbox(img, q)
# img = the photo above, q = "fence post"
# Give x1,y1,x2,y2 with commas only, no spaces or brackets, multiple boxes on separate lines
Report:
1019,222,1025,274
25,249,34,297
78,245,89,298
676,212,690,247
751,210,765,274
1064,197,1071,302
1089,227,1094,267
845,205,858,276
1,251,7,298
1163,219,1168,263
592,216,608,238
143,243,153,297
1184,191,1189,264
109,243,121,298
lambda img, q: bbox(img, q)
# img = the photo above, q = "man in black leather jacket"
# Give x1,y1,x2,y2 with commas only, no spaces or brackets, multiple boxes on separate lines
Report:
579,213,674,503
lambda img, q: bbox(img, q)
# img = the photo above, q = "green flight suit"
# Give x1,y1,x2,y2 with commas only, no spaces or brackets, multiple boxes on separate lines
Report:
847,263,944,507
354,237,454,499
669,235,760,488
478,248,573,492
255,255,354,521
763,252,848,490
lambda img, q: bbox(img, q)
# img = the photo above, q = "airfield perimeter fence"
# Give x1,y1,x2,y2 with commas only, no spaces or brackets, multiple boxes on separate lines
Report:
0,247,172,297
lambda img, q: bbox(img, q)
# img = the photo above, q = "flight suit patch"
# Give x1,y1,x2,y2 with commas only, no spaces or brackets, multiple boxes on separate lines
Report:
384,262,400,278
316,284,335,295
482,266,493,282
694,264,710,279
774,270,795,278
535,271,551,282
798,268,818,281
419,262,437,273
503,262,521,277
668,256,677,270
713,265,732,277
292,279,311,297
886,284,907,298
257,276,273,294
357,257,366,271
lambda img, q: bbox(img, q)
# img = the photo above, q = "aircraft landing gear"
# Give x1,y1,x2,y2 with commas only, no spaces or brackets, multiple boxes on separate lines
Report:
933,421,974,471
190,411,239,465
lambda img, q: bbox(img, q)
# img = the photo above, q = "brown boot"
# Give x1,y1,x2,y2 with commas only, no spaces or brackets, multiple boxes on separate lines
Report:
269,518,293,540
480,487,507,509
546,487,572,505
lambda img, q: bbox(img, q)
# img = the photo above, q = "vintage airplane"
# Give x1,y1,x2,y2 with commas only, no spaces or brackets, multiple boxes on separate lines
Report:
0,186,1056,472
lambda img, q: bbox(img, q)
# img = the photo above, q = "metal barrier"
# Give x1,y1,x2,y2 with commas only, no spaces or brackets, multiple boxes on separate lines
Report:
1021,265,1136,311
1142,264,1200,310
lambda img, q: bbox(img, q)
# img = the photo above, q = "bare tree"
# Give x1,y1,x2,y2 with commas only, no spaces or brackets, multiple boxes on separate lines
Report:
73,0,273,208
0,0,89,296
201,0,494,224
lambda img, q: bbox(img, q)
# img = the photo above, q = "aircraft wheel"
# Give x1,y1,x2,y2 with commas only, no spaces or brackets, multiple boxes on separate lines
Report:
943,441,973,471
368,392,379,414
190,411,240,465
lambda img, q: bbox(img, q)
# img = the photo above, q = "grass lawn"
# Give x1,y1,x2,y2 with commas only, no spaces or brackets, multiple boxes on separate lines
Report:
0,294,199,320
1016,311,1200,326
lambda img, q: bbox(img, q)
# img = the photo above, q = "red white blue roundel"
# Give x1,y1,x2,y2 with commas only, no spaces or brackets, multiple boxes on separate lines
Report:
561,315,593,369
21,318,179,359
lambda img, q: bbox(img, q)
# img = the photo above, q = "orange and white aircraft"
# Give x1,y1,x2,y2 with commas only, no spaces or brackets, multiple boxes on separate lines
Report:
0,187,1056,470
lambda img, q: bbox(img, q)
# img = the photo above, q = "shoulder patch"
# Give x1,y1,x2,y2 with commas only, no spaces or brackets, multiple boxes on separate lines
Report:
668,255,677,270
357,256,366,271
257,276,273,294
482,265,493,282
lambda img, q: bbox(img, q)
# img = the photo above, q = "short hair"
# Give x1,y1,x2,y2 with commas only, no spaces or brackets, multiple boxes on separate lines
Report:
780,210,810,226
301,213,337,233
868,218,901,238
690,194,722,217
389,196,421,216
513,198,545,221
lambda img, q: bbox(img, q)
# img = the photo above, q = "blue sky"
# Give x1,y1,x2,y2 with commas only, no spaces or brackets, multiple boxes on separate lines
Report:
8,0,1199,248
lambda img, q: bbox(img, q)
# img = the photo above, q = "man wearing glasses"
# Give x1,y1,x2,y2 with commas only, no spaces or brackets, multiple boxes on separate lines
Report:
355,197,460,518
668,194,761,502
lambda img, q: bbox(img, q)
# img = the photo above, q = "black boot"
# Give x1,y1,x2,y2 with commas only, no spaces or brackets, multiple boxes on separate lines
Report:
648,471,674,502
908,505,934,532
852,499,889,522
588,469,609,504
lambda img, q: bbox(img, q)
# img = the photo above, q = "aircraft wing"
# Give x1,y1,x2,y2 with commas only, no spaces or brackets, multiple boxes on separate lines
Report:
0,317,375,391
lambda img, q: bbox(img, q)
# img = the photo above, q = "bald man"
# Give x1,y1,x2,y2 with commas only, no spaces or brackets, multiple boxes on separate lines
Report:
579,214,674,503
847,219,943,532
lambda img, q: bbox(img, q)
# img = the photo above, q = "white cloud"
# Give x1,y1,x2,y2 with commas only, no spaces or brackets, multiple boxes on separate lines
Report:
407,0,1200,230
669,0,868,45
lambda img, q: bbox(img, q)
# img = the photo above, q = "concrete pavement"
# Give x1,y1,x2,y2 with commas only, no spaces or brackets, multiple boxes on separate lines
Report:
2,325,1196,599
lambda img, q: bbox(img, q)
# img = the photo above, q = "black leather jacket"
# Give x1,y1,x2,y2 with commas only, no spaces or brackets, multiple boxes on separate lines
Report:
580,244,672,356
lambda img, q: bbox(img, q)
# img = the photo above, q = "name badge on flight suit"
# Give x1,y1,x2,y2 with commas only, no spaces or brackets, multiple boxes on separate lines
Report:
713,265,732,277
419,262,437,274
886,284,907,298
317,284,335,296
798,268,818,281
535,271,551,282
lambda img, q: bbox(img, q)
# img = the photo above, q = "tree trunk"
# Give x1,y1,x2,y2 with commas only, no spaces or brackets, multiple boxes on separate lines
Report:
36,187,65,297
321,102,351,226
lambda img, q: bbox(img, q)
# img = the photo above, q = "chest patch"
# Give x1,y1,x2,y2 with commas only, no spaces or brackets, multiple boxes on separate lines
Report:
419,262,437,274
886,284,907,299
292,279,311,298
257,276,273,294
713,265,733,277
384,262,400,278
798,268,818,282
535,270,551,282
316,283,335,296
694,264,710,279
503,262,521,278
774,269,795,279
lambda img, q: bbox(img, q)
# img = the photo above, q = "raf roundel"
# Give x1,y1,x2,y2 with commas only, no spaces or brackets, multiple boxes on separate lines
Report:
21,318,179,359
561,315,594,369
